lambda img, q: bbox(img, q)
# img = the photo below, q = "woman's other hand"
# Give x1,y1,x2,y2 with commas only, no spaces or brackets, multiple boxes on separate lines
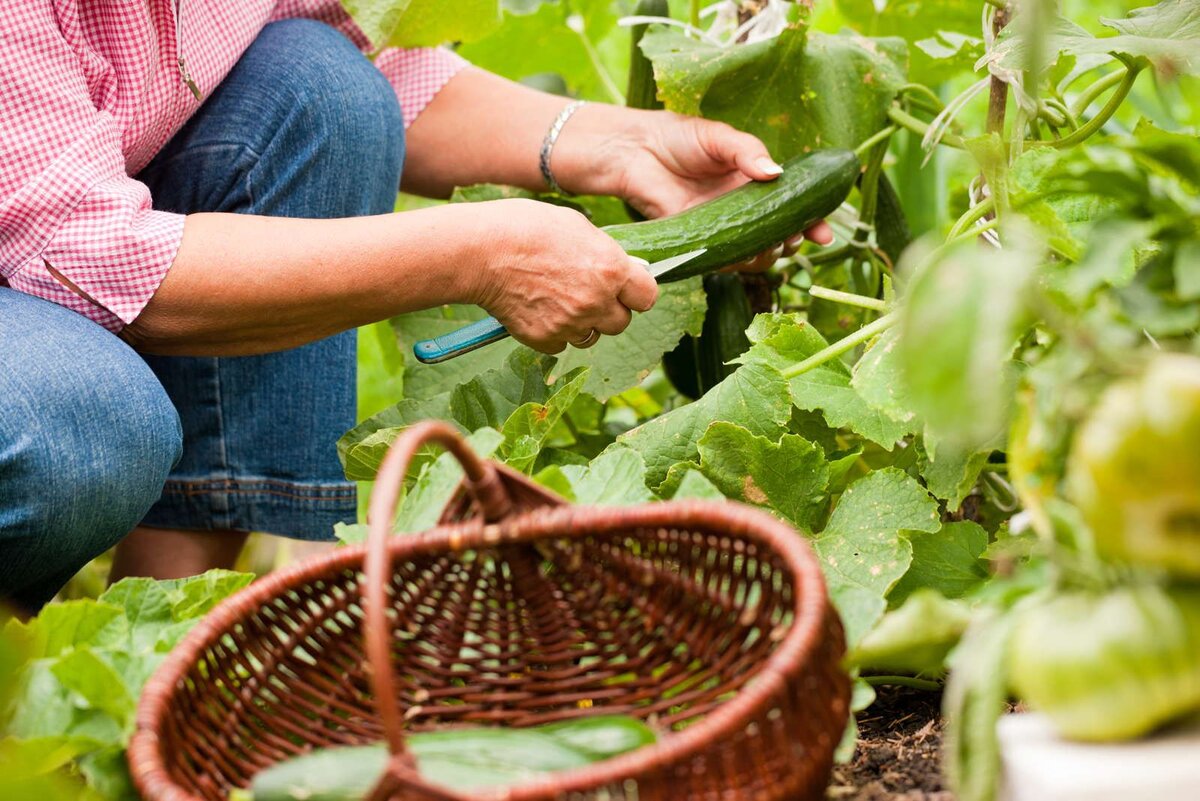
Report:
465,199,658,354
553,106,835,271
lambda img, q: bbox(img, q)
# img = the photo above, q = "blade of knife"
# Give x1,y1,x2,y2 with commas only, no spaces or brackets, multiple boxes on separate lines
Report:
645,247,708,279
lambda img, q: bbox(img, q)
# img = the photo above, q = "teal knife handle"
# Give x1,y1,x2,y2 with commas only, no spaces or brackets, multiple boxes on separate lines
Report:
413,317,510,364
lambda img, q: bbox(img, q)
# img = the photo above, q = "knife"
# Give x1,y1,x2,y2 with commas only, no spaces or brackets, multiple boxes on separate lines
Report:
412,248,708,364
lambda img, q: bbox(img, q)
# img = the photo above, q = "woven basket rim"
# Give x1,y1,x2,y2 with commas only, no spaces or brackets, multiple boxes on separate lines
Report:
130,499,833,801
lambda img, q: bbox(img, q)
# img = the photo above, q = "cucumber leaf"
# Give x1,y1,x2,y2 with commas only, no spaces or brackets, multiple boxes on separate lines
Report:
641,26,906,158
741,313,915,448
696,422,830,532
617,362,792,490
813,467,941,646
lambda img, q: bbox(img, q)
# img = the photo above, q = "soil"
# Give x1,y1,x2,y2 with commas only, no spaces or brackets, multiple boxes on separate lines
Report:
826,685,954,801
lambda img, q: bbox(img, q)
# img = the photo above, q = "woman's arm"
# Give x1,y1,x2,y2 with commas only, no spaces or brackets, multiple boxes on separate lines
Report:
122,199,656,357
403,67,833,247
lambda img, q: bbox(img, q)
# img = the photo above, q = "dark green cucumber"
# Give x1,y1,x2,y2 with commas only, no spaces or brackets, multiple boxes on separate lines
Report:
663,273,754,399
626,0,667,111
623,0,668,222
602,149,860,283
873,173,912,265
243,717,657,801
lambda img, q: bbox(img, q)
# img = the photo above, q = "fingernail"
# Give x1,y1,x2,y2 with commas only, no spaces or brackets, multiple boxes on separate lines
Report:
756,157,784,176
630,256,650,267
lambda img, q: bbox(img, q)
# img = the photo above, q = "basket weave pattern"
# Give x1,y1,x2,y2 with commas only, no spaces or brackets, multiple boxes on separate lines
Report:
131,422,850,801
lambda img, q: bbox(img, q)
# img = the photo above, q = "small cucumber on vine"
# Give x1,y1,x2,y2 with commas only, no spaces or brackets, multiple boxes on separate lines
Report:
873,173,912,265
623,0,668,222
626,0,666,112
663,273,754,399
602,149,860,282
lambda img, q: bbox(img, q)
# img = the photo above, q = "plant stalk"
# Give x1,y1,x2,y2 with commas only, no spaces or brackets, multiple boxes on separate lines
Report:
781,312,898,379
1070,66,1128,117
887,106,966,149
1038,64,1142,150
863,675,943,691
809,286,888,311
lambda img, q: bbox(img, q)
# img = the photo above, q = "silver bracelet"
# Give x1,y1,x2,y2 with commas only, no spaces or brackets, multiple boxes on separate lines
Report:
539,100,587,195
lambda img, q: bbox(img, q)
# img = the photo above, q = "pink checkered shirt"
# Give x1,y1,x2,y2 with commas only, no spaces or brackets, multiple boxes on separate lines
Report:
0,1,467,331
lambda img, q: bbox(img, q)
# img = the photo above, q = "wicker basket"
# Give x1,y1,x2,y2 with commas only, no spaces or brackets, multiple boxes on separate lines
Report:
130,421,850,801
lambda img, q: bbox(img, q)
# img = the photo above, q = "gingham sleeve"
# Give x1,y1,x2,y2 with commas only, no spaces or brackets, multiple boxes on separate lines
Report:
272,0,469,127
0,2,184,331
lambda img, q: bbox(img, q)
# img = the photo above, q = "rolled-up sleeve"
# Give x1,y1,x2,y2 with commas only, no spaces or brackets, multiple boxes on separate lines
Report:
0,3,184,331
273,0,469,127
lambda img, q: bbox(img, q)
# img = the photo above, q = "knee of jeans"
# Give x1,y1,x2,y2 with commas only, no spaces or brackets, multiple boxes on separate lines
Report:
261,19,405,186
5,359,181,549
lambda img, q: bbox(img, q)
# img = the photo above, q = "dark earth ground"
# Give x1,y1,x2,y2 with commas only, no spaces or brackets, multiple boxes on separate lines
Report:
826,686,952,801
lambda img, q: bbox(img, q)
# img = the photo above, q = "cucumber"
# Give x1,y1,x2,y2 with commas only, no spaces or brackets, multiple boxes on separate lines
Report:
663,273,754,399
626,0,667,111
873,173,912,265
602,148,861,283
623,0,669,222
245,717,657,801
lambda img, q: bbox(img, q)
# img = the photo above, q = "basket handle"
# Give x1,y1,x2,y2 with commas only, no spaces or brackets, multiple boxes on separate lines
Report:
363,421,513,758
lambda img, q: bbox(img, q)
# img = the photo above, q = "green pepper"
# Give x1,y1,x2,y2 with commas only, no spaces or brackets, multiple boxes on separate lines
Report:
1008,583,1200,741
1066,354,1200,577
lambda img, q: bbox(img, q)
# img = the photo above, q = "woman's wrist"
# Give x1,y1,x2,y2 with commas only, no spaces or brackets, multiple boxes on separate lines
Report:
548,104,648,198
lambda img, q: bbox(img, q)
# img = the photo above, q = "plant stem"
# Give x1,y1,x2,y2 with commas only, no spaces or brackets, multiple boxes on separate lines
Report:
863,675,943,691
986,6,1010,135
887,106,966,149
1036,64,1142,150
1070,66,1128,117
781,312,898,379
947,216,1000,244
809,285,888,311
900,83,946,113
855,125,898,159
689,0,701,27
947,196,995,239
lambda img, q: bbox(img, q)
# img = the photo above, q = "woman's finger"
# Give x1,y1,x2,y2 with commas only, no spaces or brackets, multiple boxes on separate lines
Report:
694,119,783,182
593,302,633,337
615,257,659,312
804,220,835,246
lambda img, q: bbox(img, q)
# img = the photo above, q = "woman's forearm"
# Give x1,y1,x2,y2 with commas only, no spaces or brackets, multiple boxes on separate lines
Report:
121,206,482,356
402,67,630,198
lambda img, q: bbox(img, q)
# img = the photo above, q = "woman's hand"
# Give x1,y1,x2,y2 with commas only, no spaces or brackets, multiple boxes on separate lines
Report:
553,105,834,270
465,199,659,354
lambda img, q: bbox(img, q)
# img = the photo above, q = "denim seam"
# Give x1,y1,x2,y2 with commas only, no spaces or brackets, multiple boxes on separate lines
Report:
161,478,354,502
212,356,233,528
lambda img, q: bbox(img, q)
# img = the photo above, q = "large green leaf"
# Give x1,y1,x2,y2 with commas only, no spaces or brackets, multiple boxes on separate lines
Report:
813,467,941,646
989,1,1200,76
341,0,502,48
848,588,973,677
696,422,830,532
641,25,906,157
559,447,656,506
499,368,590,472
741,313,915,448
833,0,981,86
889,521,991,606
618,362,792,490
339,349,554,479
458,0,627,101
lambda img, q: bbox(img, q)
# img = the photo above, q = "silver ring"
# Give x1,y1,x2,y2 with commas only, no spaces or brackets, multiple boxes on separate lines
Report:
572,329,600,348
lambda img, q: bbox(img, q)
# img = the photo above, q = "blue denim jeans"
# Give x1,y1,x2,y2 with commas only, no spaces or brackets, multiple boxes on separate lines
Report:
0,19,404,609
